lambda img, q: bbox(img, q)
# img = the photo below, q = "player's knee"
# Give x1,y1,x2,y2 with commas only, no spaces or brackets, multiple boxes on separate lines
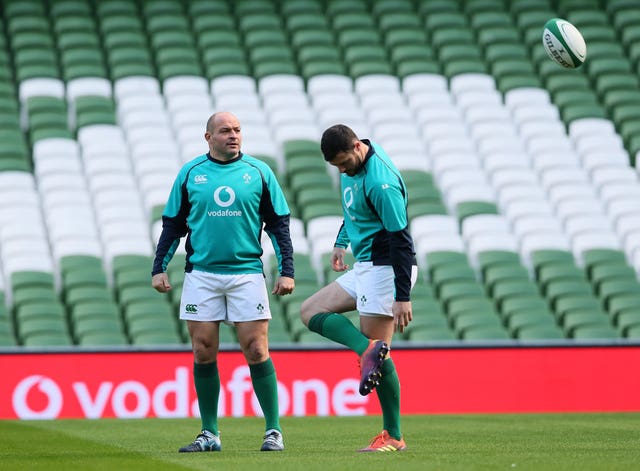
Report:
191,339,216,363
239,334,269,363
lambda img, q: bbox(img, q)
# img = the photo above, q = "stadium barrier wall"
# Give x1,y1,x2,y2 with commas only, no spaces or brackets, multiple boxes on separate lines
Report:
2,346,640,419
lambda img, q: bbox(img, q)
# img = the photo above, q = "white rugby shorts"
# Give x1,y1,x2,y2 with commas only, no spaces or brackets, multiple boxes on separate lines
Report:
179,270,271,322
335,262,418,316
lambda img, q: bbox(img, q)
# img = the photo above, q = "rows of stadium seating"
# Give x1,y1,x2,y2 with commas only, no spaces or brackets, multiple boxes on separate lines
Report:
2,0,640,348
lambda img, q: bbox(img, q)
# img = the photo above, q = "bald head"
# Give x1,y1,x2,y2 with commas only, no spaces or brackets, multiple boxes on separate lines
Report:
206,111,239,133
205,112,242,161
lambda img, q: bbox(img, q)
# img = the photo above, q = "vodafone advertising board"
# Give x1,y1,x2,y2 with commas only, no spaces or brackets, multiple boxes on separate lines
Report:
3,347,640,420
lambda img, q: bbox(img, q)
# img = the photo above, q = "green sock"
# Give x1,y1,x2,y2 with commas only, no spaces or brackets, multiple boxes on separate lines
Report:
308,313,370,355
193,362,220,435
376,358,402,440
249,358,281,432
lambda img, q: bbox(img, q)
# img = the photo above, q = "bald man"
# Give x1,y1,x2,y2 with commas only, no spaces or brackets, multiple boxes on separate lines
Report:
152,112,295,453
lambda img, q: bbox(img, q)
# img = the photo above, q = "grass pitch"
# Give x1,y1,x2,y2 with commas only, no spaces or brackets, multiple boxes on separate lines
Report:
1,413,639,471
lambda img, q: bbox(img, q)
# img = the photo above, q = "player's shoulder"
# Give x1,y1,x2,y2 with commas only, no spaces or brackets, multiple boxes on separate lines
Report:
240,153,276,176
181,154,209,171
369,141,395,165
177,154,209,178
367,143,401,180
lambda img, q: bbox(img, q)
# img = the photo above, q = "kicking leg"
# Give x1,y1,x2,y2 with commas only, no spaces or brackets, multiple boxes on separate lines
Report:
300,282,371,354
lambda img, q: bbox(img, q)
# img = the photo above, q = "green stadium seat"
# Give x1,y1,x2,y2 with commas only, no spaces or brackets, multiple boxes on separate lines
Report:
506,309,559,336
455,201,499,224
582,249,627,278
545,280,596,312
63,268,109,297
608,293,640,324
537,264,587,295
301,61,347,80
70,299,121,323
462,325,511,341
74,317,125,340
4,1,46,18
501,295,552,320
599,279,640,312
22,332,74,347
94,0,138,17
447,296,495,321
571,324,619,340
407,327,457,342
11,31,54,50
492,280,541,312
0,330,18,346
127,315,178,340
476,250,523,277
114,266,152,292
11,270,55,291
615,309,640,336
590,263,637,294
484,264,530,297
290,29,336,50
111,254,153,277
59,255,104,277
124,299,173,323
66,286,115,311
117,286,167,310
12,286,59,311
438,281,486,312
78,332,129,346
141,0,184,17
563,310,613,337
529,250,576,279
132,330,184,345
18,318,71,345
285,12,327,33
104,33,147,55
431,264,477,298
516,324,566,340
7,16,50,36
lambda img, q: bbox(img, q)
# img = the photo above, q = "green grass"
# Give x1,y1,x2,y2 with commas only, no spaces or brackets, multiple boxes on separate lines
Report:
1,414,639,470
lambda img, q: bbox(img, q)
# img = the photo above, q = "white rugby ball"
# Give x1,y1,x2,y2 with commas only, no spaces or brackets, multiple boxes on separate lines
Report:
542,18,587,69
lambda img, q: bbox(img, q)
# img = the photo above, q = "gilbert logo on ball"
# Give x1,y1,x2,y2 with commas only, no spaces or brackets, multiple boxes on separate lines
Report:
542,18,587,68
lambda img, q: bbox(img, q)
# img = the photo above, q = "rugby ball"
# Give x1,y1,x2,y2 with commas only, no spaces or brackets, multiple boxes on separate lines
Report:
542,18,587,69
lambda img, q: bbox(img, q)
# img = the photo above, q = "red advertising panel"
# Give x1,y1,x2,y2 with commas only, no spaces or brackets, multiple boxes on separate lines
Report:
2,347,640,419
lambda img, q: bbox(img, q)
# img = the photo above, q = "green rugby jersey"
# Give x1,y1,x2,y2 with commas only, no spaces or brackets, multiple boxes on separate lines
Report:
152,152,294,278
334,140,416,301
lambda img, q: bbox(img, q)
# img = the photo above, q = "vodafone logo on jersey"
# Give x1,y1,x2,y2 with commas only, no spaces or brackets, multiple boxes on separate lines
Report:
343,187,356,221
213,186,235,207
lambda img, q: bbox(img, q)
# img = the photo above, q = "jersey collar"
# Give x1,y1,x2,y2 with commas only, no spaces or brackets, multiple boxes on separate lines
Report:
207,151,243,164
356,139,375,173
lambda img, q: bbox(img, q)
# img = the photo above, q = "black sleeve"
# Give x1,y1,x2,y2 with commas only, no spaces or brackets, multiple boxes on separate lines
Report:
264,213,295,278
151,180,191,276
151,216,188,276
389,227,416,302
259,182,294,279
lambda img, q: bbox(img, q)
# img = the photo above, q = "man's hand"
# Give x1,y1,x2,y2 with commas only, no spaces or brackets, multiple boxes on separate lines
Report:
331,247,349,272
392,300,412,333
152,273,171,293
272,276,295,295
